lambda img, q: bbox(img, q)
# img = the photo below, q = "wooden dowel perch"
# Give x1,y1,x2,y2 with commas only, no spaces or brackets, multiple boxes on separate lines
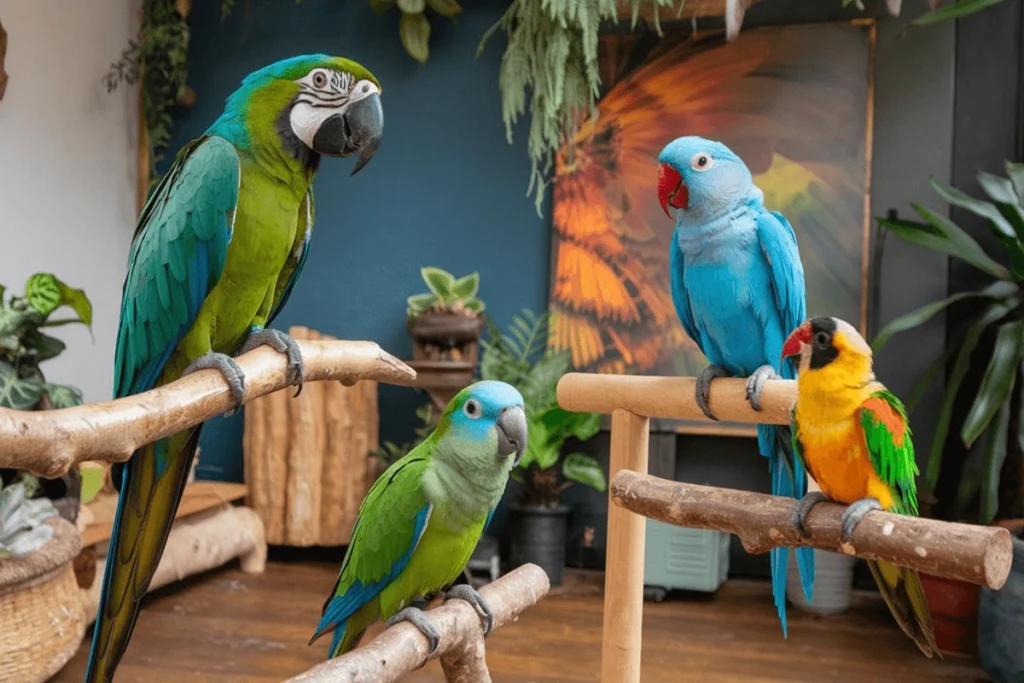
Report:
558,373,795,425
286,563,551,683
612,470,1014,590
0,340,416,479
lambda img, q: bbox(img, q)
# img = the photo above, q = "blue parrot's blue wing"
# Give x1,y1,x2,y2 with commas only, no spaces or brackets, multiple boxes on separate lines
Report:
266,188,313,327
669,231,703,347
755,210,807,358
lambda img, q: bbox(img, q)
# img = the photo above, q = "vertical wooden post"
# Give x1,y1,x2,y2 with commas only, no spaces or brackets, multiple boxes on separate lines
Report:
601,409,650,683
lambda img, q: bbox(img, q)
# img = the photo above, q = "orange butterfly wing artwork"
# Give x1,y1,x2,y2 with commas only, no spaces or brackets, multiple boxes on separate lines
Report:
548,23,875,380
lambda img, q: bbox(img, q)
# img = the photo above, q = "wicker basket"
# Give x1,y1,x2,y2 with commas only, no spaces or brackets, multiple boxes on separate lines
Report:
0,517,86,682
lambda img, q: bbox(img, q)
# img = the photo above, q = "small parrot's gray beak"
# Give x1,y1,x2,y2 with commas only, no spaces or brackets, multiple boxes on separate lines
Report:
496,405,528,468
311,92,383,174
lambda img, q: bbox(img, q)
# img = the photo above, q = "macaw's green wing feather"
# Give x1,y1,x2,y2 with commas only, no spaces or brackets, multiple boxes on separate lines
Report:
86,136,240,683
267,188,313,327
311,444,433,656
859,388,919,516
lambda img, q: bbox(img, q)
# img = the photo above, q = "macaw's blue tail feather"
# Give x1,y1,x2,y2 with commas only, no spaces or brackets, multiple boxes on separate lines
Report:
758,422,816,638
85,427,202,683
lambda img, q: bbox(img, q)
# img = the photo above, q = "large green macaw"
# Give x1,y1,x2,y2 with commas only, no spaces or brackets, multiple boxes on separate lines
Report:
86,54,384,682
310,380,527,658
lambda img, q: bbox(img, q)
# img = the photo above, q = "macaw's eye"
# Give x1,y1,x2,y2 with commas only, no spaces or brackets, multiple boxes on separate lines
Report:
691,152,713,172
312,70,328,89
814,331,831,347
463,399,481,419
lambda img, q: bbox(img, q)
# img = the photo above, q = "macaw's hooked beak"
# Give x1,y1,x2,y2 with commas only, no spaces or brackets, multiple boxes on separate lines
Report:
312,92,383,175
657,162,689,217
496,405,528,468
781,321,812,362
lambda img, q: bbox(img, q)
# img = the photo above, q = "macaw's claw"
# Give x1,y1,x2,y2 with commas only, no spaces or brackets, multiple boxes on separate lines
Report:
840,497,883,544
696,364,730,421
444,583,494,637
183,351,246,416
240,327,305,395
410,595,431,611
387,606,441,654
792,491,828,539
745,364,780,412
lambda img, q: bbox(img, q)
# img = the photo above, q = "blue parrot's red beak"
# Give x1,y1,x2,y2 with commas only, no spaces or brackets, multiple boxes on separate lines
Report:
658,163,689,216
781,322,811,361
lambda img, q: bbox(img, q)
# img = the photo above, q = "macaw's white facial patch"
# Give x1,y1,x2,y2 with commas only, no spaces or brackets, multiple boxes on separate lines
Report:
288,71,382,150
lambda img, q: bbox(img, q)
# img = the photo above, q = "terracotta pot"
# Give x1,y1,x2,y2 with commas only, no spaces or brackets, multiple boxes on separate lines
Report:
919,572,980,657
407,311,484,364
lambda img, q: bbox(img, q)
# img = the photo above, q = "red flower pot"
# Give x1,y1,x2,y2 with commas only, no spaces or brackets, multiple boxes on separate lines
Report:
919,572,980,657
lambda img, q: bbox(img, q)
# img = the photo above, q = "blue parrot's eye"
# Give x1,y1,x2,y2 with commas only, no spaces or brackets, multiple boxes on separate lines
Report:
463,399,481,419
690,152,713,172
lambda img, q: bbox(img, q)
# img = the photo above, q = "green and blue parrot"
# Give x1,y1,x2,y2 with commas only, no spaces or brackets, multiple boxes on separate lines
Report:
656,136,814,636
310,380,527,658
87,54,384,682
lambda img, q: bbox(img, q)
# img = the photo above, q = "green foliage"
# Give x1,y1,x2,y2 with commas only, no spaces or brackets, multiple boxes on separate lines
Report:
913,0,1010,24
371,402,437,467
0,274,90,411
873,162,1024,524
407,267,485,318
480,308,604,506
371,0,462,64
0,473,58,559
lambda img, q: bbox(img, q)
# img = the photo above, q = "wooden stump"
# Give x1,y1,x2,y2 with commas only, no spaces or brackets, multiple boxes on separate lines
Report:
243,326,379,546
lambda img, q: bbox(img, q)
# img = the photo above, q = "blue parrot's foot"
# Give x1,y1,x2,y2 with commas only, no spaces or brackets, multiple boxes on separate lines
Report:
745,364,780,412
182,352,246,415
696,364,731,421
840,497,883,544
443,583,494,638
792,491,828,538
240,328,305,396
387,606,441,654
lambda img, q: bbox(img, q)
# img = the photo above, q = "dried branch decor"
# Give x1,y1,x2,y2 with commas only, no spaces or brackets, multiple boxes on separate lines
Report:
0,340,415,478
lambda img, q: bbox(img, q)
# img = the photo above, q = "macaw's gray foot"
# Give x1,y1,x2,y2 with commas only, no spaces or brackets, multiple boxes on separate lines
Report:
183,352,245,416
444,583,494,637
791,491,828,539
696,364,731,421
240,327,305,395
410,595,431,611
745,364,780,412
387,606,441,654
840,497,883,544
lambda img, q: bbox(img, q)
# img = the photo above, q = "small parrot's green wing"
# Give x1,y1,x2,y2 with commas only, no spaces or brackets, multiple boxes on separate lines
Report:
266,188,313,326
858,388,919,517
789,408,818,484
113,135,240,399
310,443,433,645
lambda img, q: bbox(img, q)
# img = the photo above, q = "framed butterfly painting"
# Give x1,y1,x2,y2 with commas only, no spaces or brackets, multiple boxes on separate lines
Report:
547,20,876,436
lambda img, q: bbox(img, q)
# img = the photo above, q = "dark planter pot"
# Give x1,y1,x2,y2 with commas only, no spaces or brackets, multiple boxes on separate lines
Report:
979,535,1024,682
508,503,570,587
920,572,981,657
407,311,484,364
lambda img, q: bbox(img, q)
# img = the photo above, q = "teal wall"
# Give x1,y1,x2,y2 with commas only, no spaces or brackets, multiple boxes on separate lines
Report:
167,0,550,481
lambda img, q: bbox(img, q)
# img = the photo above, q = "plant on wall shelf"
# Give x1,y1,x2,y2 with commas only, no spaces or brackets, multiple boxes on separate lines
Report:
407,267,486,363
872,161,1024,527
369,0,463,64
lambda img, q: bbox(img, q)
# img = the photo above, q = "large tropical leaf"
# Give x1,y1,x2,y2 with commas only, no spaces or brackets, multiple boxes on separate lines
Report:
0,361,44,410
562,452,607,492
44,383,83,409
961,319,1024,447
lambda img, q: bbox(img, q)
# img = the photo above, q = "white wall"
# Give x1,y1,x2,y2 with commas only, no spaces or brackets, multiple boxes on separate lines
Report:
0,0,138,403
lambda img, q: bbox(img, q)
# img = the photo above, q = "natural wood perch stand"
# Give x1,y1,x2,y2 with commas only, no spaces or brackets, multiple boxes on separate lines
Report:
0,340,416,478
286,563,550,683
556,372,1016,683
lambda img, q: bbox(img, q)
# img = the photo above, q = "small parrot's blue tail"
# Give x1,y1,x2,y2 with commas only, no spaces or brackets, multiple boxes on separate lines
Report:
758,422,815,638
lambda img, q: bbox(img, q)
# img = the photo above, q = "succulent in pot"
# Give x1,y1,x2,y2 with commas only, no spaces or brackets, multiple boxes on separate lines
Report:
406,266,486,364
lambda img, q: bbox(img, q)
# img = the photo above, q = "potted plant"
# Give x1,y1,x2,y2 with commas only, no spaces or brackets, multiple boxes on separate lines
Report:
872,161,1024,656
406,267,485,364
479,308,604,587
0,473,86,682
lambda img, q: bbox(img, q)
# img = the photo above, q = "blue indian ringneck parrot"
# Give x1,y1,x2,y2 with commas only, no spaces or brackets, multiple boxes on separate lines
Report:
310,380,527,657
86,55,384,682
656,135,814,636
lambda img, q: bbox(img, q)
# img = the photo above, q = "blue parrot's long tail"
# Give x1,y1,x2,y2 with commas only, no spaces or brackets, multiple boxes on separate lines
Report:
85,427,202,683
758,422,815,638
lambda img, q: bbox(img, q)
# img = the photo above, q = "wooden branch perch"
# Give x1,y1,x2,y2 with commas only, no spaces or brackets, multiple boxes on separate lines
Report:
612,470,1013,590
286,563,551,683
558,373,795,425
0,340,416,478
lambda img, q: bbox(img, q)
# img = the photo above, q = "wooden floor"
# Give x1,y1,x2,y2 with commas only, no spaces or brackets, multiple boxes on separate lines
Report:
56,561,986,683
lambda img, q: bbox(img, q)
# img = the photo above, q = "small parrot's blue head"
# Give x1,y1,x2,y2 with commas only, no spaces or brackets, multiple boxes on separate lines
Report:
657,136,758,222
439,380,528,468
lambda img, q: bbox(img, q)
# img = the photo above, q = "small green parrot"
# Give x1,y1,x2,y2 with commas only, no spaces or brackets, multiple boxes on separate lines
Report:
310,380,527,657
87,55,384,682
